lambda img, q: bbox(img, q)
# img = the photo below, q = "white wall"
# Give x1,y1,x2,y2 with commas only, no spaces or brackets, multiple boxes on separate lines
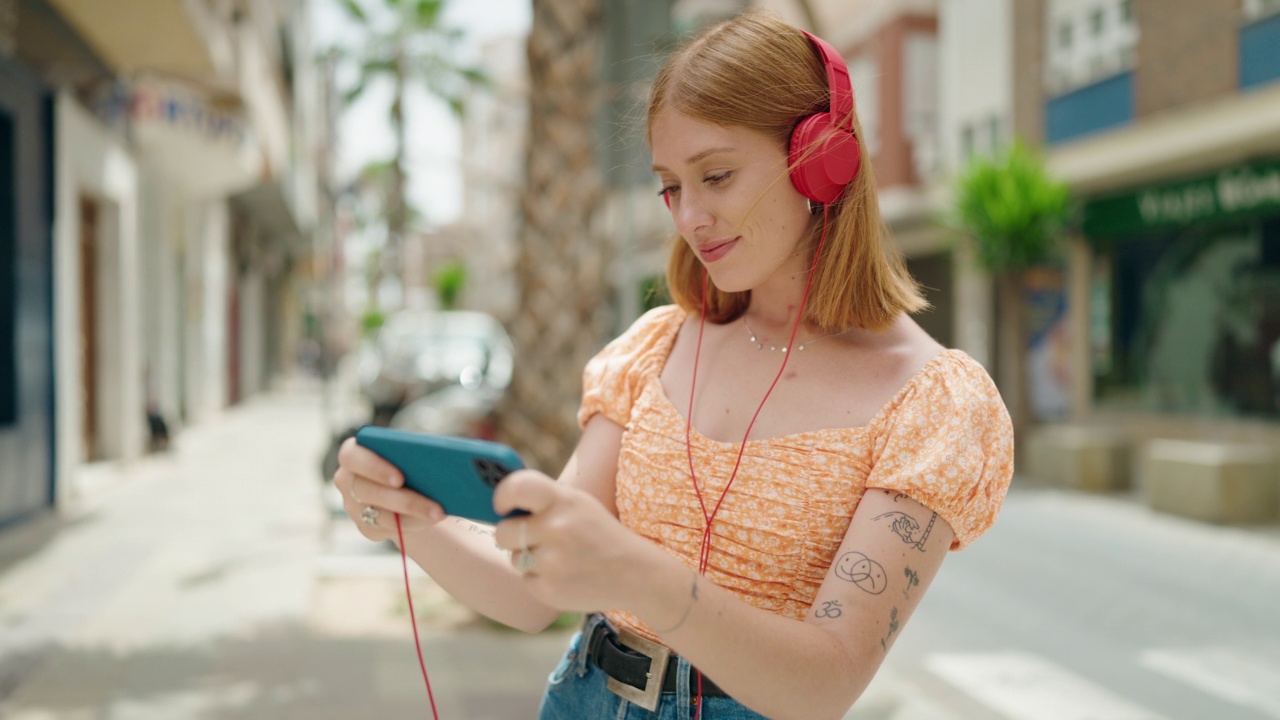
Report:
137,164,186,430
180,199,231,422
1043,0,1137,95
935,0,1010,368
53,93,143,506
752,0,937,47
938,0,1013,169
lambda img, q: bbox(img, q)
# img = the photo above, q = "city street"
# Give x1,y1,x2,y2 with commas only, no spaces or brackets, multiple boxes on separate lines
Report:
0,384,1277,719
874,484,1280,720
0,383,570,720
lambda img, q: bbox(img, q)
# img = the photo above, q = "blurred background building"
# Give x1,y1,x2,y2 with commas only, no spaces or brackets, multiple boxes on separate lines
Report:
0,0,338,528
4,0,1279,534
447,0,1280,497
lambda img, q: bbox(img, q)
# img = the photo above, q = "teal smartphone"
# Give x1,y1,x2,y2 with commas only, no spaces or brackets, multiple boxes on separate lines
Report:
354,426,526,524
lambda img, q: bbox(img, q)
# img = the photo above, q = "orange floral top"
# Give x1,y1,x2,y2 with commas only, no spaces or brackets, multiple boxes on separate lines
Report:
577,305,1014,642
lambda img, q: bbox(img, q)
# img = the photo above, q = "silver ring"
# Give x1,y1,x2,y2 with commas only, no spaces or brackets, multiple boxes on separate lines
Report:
515,521,535,574
515,548,537,574
360,505,380,526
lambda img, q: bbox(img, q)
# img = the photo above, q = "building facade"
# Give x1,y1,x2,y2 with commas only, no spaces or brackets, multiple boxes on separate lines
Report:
0,0,331,529
0,0,54,528
1032,0,1280,448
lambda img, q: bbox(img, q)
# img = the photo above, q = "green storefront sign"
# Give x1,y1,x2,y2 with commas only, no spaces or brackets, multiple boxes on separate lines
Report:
1082,156,1280,239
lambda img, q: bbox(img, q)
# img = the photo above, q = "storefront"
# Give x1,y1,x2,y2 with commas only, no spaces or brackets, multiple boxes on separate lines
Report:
0,52,53,527
1083,155,1280,424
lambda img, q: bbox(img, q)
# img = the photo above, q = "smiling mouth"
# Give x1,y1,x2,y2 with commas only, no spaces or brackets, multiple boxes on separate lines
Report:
698,237,740,262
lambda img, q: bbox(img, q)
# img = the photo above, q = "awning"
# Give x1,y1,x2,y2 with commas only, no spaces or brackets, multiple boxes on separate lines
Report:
229,180,305,254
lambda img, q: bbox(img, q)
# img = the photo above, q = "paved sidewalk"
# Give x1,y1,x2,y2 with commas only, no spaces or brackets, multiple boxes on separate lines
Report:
0,384,570,720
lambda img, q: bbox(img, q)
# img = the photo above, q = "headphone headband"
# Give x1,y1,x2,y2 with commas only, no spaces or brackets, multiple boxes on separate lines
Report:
800,30,854,133
787,29,862,205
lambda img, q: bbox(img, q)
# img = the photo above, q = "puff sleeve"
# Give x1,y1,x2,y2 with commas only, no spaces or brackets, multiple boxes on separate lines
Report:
577,305,685,430
865,352,1014,550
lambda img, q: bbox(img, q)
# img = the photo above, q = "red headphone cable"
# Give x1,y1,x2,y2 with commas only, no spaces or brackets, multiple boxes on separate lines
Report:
388,204,830,720
395,512,442,720
685,205,832,717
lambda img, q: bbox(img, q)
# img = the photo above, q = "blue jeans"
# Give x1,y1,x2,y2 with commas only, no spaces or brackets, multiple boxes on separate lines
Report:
538,614,770,720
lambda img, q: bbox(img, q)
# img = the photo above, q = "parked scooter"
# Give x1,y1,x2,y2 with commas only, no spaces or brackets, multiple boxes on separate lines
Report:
320,310,515,516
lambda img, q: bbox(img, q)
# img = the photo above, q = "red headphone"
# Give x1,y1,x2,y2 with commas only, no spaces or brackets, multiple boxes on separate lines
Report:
788,30,862,205
660,29,861,210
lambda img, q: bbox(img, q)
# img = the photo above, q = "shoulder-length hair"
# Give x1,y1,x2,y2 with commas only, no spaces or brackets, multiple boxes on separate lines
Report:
647,9,926,330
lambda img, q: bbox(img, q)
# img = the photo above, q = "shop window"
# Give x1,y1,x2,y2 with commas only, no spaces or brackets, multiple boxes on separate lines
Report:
1241,10,1280,89
0,112,15,426
1093,218,1280,419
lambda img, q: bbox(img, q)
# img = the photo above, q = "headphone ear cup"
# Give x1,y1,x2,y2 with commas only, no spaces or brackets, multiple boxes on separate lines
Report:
789,113,862,205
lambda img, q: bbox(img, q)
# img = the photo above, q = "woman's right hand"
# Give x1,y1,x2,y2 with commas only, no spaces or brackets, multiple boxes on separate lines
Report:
333,436,446,543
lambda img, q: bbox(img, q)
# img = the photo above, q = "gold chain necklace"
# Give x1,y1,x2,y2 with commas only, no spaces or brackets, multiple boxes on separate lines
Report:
742,317,850,352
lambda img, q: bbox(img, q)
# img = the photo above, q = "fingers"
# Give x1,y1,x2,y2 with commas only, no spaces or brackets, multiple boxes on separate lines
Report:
336,436,404,489
493,514,533,553
492,469,559,516
341,467,444,521
335,436,445,537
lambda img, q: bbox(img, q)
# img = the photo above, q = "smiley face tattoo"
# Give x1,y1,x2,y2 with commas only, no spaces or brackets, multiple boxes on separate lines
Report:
834,551,887,595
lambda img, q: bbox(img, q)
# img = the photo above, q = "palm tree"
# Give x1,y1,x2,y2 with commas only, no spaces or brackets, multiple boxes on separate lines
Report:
332,0,485,309
952,140,1072,436
496,0,607,473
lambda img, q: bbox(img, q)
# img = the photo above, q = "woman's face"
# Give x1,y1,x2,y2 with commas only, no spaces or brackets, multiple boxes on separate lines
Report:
651,109,812,293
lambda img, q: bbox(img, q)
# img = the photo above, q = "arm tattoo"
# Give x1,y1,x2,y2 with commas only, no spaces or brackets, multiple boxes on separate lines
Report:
652,570,699,634
834,552,887,594
452,518,497,543
872,511,937,550
815,600,843,619
880,607,900,652
903,567,920,598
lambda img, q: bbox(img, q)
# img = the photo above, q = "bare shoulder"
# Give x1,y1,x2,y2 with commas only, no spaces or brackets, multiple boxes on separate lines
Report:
848,314,947,389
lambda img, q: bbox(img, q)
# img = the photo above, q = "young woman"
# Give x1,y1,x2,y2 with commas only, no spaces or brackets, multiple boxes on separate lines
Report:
334,10,1014,719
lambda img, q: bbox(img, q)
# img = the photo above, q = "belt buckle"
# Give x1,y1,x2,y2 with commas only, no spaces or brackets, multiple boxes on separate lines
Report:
605,627,670,712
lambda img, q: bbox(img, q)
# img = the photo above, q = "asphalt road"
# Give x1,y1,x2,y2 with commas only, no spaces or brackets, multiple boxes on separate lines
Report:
861,486,1280,720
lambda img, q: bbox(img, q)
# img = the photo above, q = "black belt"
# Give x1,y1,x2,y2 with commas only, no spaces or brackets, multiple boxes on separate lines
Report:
585,619,727,700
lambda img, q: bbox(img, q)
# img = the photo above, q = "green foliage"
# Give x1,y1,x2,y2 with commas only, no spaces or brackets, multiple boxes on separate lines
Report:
432,260,467,310
952,140,1072,273
329,0,489,118
360,308,386,336
640,274,671,312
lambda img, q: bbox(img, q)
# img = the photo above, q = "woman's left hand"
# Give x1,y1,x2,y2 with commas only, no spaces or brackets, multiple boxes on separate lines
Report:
492,469,655,612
